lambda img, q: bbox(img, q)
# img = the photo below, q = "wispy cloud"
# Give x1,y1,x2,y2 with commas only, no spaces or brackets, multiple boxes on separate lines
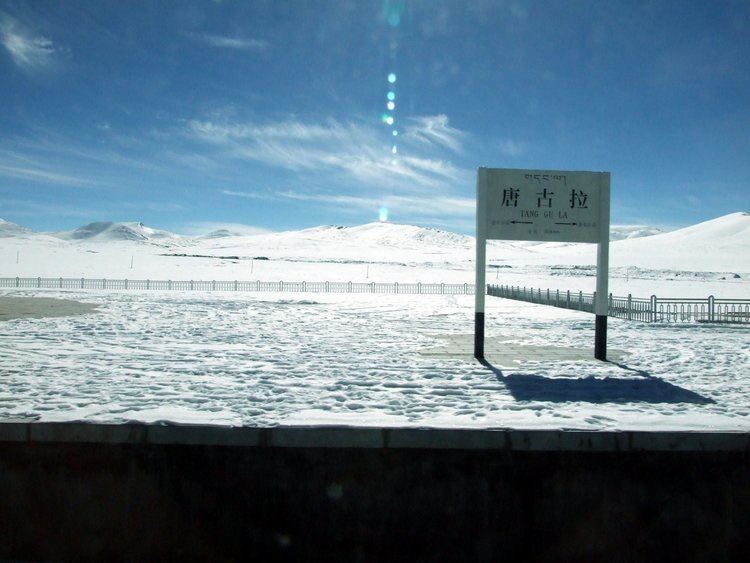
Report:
187,116,469,191
404,115,464,152
0,163,97,187
221,188,475,224
0,14,57,72
0,199,98,219
192,33,269,51
220,189,270,200
498,138,526,157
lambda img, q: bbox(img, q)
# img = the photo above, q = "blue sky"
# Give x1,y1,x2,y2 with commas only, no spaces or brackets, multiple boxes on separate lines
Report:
0,0,748,234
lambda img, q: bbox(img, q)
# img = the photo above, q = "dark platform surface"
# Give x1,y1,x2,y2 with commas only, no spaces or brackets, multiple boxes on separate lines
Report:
1,423,748,561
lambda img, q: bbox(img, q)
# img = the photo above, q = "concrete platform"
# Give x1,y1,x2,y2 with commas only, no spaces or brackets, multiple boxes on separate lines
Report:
0,296,99,321
1,422,749,561
420,334,628,366
0,422,747,451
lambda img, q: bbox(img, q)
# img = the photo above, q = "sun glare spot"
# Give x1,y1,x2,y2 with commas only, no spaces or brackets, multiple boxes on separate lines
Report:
388,73,397,83
387,91,395,101
379,207,389,222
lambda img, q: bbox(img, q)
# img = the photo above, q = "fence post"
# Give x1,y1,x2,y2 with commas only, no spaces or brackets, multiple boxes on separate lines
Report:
233,280,237,291
15,277,19,288
59,277,63,288
592,291,596,313
257,280,260,291
125,279,129,290
37,277,41,288
103,279,107,290
441,282,444,295
303,281,306,292
708,295,715,322
168,280,171,290
418,282,422,294
325,281,329,292
651,295,657,322
190,280,193,291
464,283,468,295
566,290,570,309
348,281,352,293
395,282,398,294
212,280,216,291
609,293,613,315
627,294,632,320
579,290,583,310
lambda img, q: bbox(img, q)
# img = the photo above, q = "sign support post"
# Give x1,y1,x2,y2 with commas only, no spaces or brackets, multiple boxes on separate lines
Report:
594,173,610,360
474,169,488,360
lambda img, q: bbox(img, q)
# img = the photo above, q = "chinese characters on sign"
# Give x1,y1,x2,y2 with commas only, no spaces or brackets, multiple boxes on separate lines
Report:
480,168,608,244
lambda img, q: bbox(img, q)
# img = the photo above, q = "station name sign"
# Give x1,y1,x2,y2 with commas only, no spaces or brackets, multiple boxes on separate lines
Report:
478,168,610,244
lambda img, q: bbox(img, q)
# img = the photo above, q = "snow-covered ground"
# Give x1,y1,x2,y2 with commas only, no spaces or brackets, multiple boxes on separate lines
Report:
0,212,748,429
0,289,747,430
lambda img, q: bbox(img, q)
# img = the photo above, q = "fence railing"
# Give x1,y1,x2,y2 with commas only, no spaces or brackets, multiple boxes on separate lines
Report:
2,277,747,324
488,284,750,324
0,277,474,295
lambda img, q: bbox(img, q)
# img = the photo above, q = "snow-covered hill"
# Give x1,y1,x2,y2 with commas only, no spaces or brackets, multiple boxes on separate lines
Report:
550,212,749,271
0,214,747,290
609,224,664,241
51,221,183,243
0,219,32,238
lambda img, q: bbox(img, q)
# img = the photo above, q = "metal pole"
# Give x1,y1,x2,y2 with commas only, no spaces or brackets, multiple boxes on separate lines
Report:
594,173,611,361
474,168,487,360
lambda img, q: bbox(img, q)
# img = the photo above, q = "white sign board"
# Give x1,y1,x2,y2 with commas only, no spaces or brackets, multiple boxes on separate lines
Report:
478,168,609,244
475,167,611,361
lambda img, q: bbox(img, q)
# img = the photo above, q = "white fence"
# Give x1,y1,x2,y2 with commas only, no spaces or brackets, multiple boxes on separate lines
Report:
488,283,750,324
2,277,747,324
0,277,474,295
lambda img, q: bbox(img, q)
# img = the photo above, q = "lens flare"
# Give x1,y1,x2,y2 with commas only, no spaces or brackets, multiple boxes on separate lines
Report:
388,73,397,83
391,145,398,154
387,101,395,110
387,91,396,101
392,130,398,136
379,207,389,222
385,116,394,125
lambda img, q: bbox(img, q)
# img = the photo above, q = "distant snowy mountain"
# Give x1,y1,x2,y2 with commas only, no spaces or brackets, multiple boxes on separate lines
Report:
609,224,664,241
199,229,244,239
0,219,32,238
278,223,474,248
51,222,182,243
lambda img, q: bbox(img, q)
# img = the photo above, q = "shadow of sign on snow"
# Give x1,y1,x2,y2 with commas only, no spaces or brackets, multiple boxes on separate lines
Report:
480,361,715,405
